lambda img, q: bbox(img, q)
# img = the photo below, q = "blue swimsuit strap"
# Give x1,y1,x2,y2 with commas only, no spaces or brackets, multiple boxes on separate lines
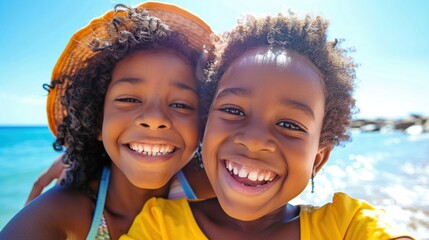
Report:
176,170,197,200
86,166,110,240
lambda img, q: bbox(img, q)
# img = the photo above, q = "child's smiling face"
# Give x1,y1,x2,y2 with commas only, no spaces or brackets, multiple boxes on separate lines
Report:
202,47,332,220
101,49,200,189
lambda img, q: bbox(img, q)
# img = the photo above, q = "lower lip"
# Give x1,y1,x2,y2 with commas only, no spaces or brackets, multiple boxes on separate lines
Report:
220,160,276,196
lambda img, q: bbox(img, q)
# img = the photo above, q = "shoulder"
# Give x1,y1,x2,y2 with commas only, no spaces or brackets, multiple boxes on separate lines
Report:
124,197,206,240
0,185,94,239
120,198,207,240
300,192,414,239
141,197,191,220
300,192,382,221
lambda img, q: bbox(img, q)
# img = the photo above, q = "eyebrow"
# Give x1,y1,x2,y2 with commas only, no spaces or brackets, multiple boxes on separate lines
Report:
280,98,315,119
216,87,251,99
111,77,198,96
111,77,143,86
174,82,198,96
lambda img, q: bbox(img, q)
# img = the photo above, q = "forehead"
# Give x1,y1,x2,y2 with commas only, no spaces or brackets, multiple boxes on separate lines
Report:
111,49,197,86
114,49,192,71
223,47,323,86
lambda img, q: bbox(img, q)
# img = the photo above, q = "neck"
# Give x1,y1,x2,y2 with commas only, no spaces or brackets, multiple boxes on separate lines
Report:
105,165,170,218
101,165,170,239
225,200,298,231
194,198,300,239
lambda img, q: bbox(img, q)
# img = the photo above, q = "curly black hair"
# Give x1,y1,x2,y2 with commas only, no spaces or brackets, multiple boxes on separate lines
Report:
206,13,357,148
47,4,207,193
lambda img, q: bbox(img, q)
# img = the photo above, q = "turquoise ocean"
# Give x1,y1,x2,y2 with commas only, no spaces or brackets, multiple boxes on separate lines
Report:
1,126,428,238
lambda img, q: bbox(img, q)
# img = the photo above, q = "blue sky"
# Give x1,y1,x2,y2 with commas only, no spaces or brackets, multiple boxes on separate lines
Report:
0,0,428,125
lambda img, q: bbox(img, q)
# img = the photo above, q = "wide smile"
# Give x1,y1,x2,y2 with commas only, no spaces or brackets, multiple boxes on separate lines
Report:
224,159,277,187
220,159,279,195
126,143,177,157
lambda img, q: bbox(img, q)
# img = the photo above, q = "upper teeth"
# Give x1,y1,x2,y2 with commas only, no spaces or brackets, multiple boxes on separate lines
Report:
129,143,174,156
225,160,276,182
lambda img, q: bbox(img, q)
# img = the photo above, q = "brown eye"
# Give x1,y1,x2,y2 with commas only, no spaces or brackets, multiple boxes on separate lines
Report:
220,107,245,116
116,97,140,103
170,103,194,110
277,121,303,131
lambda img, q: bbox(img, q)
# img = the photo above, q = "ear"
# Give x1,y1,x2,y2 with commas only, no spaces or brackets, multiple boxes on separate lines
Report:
312,145,332,176
97,132,102,141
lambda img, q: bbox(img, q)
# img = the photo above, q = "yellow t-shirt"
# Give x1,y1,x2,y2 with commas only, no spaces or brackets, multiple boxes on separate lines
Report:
121,192,413,240
299,192,413,239
120,197,207,240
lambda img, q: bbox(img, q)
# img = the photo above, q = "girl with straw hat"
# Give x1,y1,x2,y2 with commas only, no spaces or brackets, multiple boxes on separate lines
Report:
1,2,216,239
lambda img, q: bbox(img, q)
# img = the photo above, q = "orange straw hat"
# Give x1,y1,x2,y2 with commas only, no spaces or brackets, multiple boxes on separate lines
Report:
46,1,215,137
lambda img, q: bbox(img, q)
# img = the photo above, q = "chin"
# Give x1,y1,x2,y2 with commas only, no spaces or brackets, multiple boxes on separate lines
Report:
129,176,170,190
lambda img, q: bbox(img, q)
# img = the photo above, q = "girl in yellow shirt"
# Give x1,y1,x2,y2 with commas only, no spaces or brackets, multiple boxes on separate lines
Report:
122,12,414,240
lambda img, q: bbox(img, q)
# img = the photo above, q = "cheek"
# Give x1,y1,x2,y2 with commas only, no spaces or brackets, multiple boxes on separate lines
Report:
201,144,218,183
171,115,200,163
101,110,126,144
201,118,226,170
283,143,315,171
178,115,200,143
282,140,318,167
202,118,222,147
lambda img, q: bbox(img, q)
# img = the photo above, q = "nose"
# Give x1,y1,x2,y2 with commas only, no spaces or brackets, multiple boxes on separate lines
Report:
135,103,172,130
233,121,275,152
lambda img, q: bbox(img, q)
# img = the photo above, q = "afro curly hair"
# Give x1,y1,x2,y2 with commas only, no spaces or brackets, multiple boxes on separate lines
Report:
206,13,357,148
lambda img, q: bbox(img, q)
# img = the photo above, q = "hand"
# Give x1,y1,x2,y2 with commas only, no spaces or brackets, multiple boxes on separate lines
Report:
25,153,67,205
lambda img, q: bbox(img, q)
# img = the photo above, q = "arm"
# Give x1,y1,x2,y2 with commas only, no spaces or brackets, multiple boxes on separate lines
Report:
1,186,93,239
25,154,67,205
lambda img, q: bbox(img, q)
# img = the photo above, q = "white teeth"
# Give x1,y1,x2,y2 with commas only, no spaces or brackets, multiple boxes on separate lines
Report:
129,143,175,156
264,172,270,181
225,160,277,183
266,172,274,181
227,161,233,171
238,168,248,178
168,146,174,152
152,145,159,153
248,171,258,181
